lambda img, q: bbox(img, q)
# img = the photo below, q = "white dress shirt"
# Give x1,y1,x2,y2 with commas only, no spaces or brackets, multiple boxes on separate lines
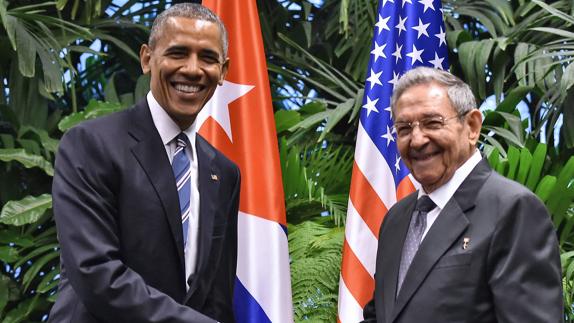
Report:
419,149,482,240
147,92,200,288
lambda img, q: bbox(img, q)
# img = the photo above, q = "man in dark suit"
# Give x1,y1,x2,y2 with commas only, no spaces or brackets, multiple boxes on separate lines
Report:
362,67,563,322
49,3,239,322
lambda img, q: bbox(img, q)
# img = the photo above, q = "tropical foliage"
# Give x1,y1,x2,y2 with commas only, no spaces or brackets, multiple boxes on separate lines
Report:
0,0,572,322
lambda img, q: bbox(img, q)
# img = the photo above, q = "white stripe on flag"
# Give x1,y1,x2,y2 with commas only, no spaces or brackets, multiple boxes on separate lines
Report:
345,200,379,277
354,123,397,207
338,276,365,323
236,211,293,323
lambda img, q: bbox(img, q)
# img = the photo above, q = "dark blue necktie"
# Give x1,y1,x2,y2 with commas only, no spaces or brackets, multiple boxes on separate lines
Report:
172,133,191,248
397,195,436,294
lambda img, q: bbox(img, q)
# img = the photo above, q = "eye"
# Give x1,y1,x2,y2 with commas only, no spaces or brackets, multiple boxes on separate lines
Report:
421,118,444,130
394,123,411,136
165,50,187,59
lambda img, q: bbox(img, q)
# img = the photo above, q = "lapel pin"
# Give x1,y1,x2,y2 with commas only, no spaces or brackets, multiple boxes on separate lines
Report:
211,174,219,181
463,237,470,250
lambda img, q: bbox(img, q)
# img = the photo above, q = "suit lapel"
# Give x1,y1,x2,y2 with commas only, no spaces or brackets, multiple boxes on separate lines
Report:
185,134,220,298
391,197,469,321
391,159,492,322
127,101,185,269
381,193,417,323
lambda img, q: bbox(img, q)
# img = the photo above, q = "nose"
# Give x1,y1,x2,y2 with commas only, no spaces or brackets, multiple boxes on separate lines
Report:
409,124,429,149
180,55,202,77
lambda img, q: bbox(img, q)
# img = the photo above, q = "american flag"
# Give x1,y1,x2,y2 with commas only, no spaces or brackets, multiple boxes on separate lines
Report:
337,0,449,321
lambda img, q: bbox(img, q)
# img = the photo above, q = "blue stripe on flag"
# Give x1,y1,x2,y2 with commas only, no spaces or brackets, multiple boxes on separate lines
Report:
233,277,272,323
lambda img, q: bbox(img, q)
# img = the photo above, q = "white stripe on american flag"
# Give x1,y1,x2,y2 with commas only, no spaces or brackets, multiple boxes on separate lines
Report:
338,276,365,323
345,200,379,276
354,123,397,208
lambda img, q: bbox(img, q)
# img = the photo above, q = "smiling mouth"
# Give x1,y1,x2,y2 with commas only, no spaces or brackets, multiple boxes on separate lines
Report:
172,83,204,94
410,151,440,161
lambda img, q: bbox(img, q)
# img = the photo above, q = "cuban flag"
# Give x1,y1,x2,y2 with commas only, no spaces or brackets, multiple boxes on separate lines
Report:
337,0,449,321
197,1,293,322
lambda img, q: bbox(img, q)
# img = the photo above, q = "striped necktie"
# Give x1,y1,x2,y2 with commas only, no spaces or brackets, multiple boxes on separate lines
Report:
172,133,191,248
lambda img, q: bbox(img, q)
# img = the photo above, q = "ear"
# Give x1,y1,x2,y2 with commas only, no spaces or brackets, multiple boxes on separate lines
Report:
140,44,152,74
465,109,483,146
218,57,230,85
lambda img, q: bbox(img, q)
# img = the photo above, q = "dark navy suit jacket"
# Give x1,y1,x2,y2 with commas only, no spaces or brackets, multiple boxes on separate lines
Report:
49,100,240,323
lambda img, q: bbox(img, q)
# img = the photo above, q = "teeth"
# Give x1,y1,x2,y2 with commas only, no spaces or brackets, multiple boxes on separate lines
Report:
174,84,201,93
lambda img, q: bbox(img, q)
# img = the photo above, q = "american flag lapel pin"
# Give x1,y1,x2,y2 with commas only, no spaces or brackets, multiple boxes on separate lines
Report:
463,237,470,250
211,174,219,181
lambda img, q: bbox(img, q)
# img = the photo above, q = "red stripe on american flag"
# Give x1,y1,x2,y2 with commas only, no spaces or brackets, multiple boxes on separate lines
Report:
341,240,375,307
397,176,415,200
349,162,389,237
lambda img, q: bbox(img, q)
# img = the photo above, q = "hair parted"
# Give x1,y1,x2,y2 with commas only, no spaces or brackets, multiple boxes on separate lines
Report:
390,67,477,117
148,3,228,58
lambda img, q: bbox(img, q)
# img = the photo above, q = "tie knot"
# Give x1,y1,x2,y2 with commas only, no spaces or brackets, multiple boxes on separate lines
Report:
416,195,436,213
176,133,188,148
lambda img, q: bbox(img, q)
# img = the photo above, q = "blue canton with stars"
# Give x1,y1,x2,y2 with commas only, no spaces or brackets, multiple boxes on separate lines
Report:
360,0,449,187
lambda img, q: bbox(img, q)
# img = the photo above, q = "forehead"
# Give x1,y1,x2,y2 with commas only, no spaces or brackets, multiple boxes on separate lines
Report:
155,17,223,53
394,82,456,119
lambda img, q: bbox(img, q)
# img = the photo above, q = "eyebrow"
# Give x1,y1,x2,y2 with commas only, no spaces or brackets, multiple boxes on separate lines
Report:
163,45,188,54
395,112,443,122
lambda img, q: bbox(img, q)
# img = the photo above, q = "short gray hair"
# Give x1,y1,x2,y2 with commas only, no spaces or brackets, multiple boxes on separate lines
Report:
148,3,228,59
390,67,476,117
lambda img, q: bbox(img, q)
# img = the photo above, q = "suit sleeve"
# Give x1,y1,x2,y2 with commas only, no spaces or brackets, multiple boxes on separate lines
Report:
202,164,240,323
487,191,563,323
53,126,217,323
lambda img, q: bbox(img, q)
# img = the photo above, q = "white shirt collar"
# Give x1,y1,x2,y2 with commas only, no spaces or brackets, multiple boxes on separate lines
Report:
419,149,482,209
147,92,197,148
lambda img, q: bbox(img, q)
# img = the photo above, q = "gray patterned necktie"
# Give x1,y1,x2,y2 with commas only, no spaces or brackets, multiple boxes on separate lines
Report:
397,195,436,295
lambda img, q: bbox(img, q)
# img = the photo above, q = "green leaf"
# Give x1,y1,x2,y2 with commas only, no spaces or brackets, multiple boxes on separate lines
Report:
104,74,120,104
15,18,37,78
0,246,19,263
0,148,54,176
23,250,60,291
3,295,41,323
94,32,140,61
496,86,533,114
534,175,556,203
531,0,574,25
300,101,326,115
134,73,150,102
36,267,60,293
0,194,52,226
13,243,59,268
319,98,355,141
275,110,301,133
18,126,59,154
483,126,525,147
0,275,9,313
525,143,547,191
0,229,34,247
546,157,574,217
515,147,532,185
58,100,123,132
506,146,520,179
0,4,17,50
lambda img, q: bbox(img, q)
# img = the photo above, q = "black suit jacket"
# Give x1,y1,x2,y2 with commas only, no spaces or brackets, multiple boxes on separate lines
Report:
363,159,563,323
49,100,240,323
